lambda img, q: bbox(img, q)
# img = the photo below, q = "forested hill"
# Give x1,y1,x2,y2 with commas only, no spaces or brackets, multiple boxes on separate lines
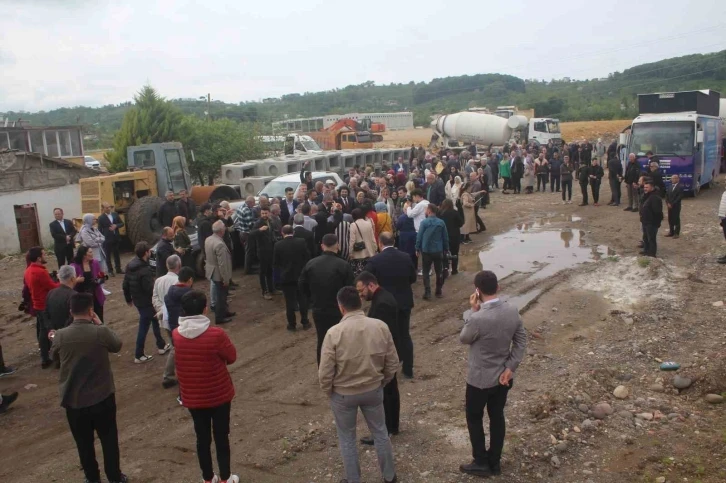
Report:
4,50,725,149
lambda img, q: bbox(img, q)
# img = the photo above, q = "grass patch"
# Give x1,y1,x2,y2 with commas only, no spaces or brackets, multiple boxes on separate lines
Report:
637,257,651,268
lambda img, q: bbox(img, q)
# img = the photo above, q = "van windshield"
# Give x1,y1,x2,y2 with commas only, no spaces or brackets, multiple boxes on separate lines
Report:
630,121,694,157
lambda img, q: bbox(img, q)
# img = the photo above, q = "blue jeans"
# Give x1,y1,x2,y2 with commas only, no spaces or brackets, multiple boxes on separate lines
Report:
135,306,166,358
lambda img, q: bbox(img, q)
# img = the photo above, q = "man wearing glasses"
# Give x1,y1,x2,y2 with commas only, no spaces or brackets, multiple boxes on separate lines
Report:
98,202,125,276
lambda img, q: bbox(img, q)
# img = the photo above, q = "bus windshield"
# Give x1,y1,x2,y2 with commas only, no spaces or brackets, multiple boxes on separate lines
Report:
630,121,694,157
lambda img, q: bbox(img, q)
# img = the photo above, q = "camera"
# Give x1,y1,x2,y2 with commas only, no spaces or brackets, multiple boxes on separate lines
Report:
95,272,109,285
49,270,59,283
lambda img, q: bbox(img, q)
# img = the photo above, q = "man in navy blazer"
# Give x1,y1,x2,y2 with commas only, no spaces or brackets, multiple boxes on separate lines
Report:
280,187,300,226
49,208,77,268
365,231,417,378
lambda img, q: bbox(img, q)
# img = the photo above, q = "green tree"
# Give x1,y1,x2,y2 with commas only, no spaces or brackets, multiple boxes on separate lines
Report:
182,116,265,185
107,85,186,172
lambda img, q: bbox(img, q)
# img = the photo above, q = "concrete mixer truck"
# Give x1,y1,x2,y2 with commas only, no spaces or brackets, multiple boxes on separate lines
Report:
429,111,562,150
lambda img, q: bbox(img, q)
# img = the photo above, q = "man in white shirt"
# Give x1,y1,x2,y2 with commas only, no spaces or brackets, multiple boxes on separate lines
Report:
404,188,430,232
152,255,181,388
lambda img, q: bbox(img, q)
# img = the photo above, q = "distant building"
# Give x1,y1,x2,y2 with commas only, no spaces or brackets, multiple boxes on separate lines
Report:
273,111,414,132
0,124,85,159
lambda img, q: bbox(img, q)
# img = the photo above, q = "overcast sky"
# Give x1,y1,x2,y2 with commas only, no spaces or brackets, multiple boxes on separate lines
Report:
2,0,726,112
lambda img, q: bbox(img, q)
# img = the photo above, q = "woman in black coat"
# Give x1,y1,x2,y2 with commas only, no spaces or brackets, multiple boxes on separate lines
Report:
438,198,464,275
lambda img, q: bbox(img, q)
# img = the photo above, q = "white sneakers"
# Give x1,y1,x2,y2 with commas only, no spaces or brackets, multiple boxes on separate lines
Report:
205,476,239,483
134,355,154,364
158,343,172,355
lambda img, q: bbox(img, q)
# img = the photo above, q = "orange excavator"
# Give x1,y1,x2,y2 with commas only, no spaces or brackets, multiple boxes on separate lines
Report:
308,118,380,150
328,118,385,142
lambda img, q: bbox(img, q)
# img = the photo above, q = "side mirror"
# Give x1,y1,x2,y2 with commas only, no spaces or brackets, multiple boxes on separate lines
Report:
696,131,704,144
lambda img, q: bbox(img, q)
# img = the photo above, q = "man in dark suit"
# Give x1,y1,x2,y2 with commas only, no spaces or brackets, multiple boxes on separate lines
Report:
355,271,401,445
293,214,316,258
424,172,446,206
273,225,311,331
365,232,416,378
158,191,178,229
336,186,356,214
665,174,683,239
280,187,299,226
49,208,77,268
98,202,125,276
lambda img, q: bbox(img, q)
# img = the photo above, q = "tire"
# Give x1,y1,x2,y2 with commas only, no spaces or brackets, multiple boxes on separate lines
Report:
194,250,205,279
127,196,163,246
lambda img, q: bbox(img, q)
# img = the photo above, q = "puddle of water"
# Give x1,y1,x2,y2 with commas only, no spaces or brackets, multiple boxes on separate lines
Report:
479,225,613,283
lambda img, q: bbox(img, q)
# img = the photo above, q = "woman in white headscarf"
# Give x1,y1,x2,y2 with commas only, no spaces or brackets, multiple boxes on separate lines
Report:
445,175,463,201
77,213,107,271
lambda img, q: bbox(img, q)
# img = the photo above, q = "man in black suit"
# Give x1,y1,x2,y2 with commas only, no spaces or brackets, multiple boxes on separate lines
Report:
98,202,125,276
293,214,316,258
355,271,401,444
365,232,416,378
336,186,356,214
280,187,299,226
665,174,683,239
158,191,178,229
424,172,446,207
273,225,311,331
49,208,77,268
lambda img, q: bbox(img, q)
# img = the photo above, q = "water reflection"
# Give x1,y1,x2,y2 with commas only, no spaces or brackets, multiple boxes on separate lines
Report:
561,229,573,248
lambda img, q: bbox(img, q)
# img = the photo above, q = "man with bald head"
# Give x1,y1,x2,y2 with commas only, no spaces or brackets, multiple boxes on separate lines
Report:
156,227,176,278
425,171,446,206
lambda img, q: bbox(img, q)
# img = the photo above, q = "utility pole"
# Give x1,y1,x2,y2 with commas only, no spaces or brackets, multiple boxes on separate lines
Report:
200,93,211,121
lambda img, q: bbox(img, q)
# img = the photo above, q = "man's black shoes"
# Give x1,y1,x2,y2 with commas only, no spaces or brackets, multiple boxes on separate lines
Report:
0,392,18,414
460,460,493,477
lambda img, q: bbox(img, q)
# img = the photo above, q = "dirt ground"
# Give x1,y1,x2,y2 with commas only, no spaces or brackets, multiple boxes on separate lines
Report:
375,121,632,149
1,176,726,483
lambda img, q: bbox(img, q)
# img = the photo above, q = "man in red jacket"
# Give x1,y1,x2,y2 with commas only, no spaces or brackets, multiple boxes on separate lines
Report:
173,290,238,483
23,246,60,368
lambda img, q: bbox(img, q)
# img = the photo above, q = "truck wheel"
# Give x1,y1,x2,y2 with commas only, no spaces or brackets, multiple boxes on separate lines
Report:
127,196,163,246
194,250,205,279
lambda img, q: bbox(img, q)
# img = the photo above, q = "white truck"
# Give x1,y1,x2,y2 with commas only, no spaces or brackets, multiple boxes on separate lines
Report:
430,111,562,150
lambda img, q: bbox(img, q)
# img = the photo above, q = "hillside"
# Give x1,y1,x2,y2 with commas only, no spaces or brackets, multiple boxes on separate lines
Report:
3,50,725,149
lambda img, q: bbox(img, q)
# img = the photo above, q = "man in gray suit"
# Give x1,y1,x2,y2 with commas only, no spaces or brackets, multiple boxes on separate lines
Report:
204,221,233,324
459,271,526,478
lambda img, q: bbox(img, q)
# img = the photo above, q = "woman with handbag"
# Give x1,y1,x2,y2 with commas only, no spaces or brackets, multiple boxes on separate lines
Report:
348,208,378,276
71,245,106,322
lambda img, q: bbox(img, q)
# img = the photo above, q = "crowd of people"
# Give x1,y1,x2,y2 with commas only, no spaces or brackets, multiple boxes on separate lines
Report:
0,136,698,483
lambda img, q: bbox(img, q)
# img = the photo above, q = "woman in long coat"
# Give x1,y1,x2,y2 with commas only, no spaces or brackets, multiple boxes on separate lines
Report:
460,182,477,244
523,155,536,194
77,213,106,271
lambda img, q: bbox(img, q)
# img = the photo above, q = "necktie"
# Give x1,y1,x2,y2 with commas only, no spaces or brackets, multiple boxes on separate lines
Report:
59,220,66,233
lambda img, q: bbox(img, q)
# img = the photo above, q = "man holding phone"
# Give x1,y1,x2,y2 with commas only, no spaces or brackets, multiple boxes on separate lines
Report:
459,271,527,478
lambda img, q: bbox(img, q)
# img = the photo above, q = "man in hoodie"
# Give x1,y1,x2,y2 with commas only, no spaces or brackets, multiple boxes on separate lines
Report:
153,255,181,388
174,290,239,483
123,242,170,364
319,286,399,483
639,180,663,257
24,246,60,368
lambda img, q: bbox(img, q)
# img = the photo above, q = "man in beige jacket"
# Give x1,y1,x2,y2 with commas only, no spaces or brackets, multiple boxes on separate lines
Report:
204,221,233,324
319,286,399,483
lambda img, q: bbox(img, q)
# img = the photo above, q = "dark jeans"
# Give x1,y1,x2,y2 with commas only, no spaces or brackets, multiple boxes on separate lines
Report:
281,283,308,328
550,173,560,192
465,382,510,468
213,281,229,321
66,394,122,483
313,310,342,365
473,205,485,232
421,252,443,295
189,402,232,482
36,312,51,363
590,180,601,204
642,223,659,256
243,235,257,274
383,375,400,434
512,176,521,194
668,204,681,235
609,178,621,204
103,240,122,273
134,306,166,359
397,307,413,377
491,169,499,188
561,180,572,200
449,239,460,273
54,245,74,268
536,174,548,191
502,177,511,190
579,181,589,204
258,257,274,294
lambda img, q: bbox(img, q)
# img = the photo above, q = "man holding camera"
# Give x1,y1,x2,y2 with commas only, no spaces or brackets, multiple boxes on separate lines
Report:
459,271,527,478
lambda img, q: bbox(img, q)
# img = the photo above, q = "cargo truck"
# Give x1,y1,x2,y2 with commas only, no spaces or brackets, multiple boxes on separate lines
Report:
619,90,726,196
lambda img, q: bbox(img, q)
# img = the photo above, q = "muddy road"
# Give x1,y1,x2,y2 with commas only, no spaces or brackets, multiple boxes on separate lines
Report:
1,180,725,482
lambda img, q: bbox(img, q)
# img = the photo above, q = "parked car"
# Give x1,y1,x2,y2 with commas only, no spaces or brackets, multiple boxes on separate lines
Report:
84,156,101,169
149,226,204,277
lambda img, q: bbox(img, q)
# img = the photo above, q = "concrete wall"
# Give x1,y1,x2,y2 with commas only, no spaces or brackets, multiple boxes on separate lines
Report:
0,184,82,255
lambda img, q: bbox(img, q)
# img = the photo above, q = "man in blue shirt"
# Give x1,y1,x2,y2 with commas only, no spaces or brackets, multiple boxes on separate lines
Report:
415,204,449,300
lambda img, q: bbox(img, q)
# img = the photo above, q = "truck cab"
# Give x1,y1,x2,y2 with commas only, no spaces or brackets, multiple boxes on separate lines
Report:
528,118,562,146
127,142,192,197
283,134,323,154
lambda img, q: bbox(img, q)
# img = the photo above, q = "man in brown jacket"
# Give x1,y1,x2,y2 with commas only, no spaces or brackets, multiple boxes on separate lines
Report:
319,286,399,483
